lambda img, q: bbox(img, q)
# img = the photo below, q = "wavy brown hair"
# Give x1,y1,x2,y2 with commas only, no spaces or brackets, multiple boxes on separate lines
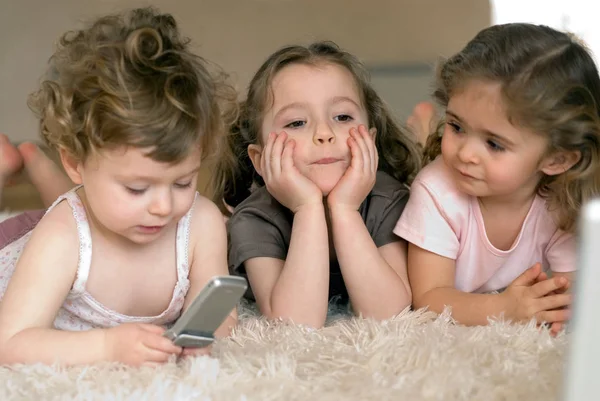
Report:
28,7,236,164
423,23,600,232
211,41,422,215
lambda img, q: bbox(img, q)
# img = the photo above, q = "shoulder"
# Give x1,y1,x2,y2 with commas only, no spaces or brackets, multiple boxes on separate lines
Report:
409,157,470,213
371,171,410,200
16,200,80,276
188,194,227,242
228,186,290,228
190,194,224,224
413,157,458,194
365,171,410,219
35,200,80,243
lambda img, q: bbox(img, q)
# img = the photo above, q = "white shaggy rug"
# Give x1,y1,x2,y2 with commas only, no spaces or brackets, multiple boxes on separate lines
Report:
0,302,568,401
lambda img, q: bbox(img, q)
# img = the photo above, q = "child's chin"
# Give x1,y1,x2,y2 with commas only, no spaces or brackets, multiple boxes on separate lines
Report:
316,180,340,197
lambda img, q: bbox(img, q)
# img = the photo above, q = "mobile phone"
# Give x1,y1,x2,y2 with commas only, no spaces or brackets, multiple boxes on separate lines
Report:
163,275,247,347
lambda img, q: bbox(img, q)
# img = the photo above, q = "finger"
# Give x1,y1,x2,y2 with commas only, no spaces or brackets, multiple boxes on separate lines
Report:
262,132,276,181
530,275,569,298
353,126,370,174
348,128,363,172
535,308,571,324
511,263,542,287
550,322,564,336
143,348,175,363
537,293,573,311
182,346,211,357
144,334,183,355
552,276,571,294
366,126,378,172
534,272,549,284
270,132,286,176
281,139,295,174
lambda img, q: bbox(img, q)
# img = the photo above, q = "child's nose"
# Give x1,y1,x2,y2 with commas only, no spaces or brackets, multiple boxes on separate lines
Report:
149,191,173,217
457,138,480,164
313,123,336,145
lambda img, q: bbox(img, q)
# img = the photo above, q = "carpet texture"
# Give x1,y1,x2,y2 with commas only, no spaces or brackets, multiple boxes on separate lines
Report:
0,304,568,401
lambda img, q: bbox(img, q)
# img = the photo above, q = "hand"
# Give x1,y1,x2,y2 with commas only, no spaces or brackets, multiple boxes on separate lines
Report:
181,344,212,358
531,271,571,335
501,263,572,325
103,323,182,367
261,131,322,214
327,125,378,212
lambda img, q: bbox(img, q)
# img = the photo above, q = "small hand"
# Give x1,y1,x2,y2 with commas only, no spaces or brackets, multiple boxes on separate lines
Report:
181,344,212,358
327,125,378,212
501,263,572,325
261,131,322,214
103,323,182,367
531,271,571,335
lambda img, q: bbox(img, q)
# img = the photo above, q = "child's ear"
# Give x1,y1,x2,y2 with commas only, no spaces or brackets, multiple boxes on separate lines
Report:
540,150,581,176
247,144,263,177
59,147,84,185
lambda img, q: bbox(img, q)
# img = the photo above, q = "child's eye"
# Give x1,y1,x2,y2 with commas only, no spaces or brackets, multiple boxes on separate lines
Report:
447,121,463,134
486,140,505,152
284,120,305,129
174,181,192,189
126,186,146,195
334,114,353,123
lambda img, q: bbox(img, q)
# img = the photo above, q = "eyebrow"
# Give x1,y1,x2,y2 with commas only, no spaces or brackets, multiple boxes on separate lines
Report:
116,166,201,182
445,109,516,147
273,96,362,120
273,101,308,120
331,95,361,109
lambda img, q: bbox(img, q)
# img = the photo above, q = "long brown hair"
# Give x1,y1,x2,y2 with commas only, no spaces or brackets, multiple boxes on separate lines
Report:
424,23,600,232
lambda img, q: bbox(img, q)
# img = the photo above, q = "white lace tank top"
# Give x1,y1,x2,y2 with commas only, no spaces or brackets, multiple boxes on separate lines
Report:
0,186,197,330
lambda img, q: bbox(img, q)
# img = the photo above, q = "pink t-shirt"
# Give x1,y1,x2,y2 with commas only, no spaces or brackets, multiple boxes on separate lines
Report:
394,157,575,293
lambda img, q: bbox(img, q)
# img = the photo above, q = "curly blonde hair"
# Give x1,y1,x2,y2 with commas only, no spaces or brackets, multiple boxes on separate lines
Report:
424,23,600,232
211,41,422,215
28,7,236,164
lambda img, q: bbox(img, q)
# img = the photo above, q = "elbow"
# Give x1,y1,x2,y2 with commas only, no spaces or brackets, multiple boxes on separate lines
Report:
411,292,430,310
0,336,19,365
412,287,447,312
354,298,412,321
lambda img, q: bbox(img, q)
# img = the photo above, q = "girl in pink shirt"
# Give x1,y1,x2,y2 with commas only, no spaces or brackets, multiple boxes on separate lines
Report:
394,23,600,333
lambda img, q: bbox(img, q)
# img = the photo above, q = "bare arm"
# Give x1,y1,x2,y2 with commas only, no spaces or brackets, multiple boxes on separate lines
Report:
185,197,237,339
245,203,329,328
408,243,572,326
408,243,511,326
0,205,108,365
330,207,411,319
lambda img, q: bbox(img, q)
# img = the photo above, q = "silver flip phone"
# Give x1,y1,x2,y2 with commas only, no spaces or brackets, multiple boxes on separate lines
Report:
163,275,247,347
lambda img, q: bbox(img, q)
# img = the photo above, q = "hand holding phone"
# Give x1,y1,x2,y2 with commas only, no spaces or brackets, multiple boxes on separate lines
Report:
163,276,247,348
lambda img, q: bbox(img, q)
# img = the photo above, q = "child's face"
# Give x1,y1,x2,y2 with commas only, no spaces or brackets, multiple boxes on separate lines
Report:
441,80,550,203
73,146,201,244
259,63,369,195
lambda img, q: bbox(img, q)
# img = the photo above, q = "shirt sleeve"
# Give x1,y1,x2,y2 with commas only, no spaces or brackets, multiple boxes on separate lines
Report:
545,229,576,273
227,207,288,275
393,178,460,259
370,188,410,248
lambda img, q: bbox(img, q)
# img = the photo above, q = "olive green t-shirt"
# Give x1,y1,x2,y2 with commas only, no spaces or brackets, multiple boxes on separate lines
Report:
227,171,410,302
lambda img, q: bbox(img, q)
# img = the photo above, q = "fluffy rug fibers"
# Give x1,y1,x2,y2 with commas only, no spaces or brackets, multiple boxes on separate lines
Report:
0,305,568,401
